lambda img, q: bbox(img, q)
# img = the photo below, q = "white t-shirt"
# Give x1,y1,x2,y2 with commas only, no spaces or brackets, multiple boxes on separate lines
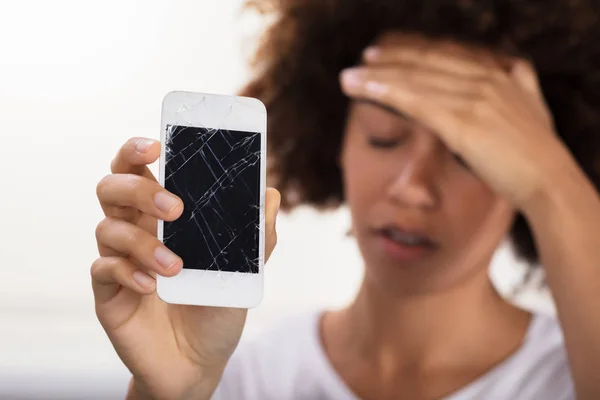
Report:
212,311,574,399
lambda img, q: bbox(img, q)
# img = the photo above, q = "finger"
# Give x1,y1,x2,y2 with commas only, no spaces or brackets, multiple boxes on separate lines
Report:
339,67,467,152
510,60,554,128
362,38,511,77
341,65,483,97
97,173,183,222
110,137,160,180
91,256,156,303
339,66,476,116
510,60,544,98
95,217,182,276
264,187,281,262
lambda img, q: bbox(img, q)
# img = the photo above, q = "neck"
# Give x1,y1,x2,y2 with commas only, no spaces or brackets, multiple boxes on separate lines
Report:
330,268,531,370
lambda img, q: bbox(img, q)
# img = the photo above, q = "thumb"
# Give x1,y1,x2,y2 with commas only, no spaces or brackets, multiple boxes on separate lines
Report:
511,59,544,99
264,187,281,263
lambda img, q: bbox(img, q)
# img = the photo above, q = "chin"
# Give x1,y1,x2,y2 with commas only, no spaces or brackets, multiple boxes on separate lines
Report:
352,227,494,296
360,247,488,297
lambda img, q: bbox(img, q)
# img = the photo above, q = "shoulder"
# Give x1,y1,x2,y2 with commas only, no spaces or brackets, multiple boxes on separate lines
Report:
516,313,574,398
520,313,571,375
455,313,574,400
211,310,329,400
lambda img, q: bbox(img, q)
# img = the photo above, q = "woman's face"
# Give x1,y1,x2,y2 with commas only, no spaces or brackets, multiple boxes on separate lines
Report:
341,100,515,295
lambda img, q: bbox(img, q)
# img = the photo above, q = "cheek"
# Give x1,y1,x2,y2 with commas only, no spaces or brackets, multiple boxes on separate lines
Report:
341,134,386,212
442,178,511,245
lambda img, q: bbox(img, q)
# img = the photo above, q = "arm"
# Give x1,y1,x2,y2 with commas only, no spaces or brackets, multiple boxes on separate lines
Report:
523,156,600,400
125,375,221,400
125,378,144,400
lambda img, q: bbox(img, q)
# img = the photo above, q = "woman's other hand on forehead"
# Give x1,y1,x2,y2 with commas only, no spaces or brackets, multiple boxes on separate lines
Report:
339,35,569,211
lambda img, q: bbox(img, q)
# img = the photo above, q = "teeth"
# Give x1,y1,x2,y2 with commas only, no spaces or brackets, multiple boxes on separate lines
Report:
388,230,427,246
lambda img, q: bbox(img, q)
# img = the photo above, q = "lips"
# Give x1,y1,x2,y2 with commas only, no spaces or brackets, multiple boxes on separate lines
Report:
378,224,437,247
374,224,438,262
380,226,436,247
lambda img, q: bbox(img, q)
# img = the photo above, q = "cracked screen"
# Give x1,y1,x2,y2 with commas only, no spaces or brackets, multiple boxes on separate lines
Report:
163,125,261,273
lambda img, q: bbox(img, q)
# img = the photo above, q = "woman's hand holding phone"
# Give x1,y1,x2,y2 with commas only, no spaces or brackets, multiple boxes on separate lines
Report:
92,137,280,400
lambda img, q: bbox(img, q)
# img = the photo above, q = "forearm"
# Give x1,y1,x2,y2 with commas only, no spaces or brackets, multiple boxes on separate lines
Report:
523,159,600,399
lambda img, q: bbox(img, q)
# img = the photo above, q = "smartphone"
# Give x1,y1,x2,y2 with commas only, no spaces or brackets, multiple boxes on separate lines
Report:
156,91,266,308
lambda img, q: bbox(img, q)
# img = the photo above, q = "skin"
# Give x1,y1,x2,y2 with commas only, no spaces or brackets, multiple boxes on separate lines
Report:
93,138,280,400
340,100,515,295
92,33,600,400
333,33,600,399
323,99,530,399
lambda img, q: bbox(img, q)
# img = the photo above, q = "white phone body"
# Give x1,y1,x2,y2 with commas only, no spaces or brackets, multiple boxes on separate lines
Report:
156,91,266,308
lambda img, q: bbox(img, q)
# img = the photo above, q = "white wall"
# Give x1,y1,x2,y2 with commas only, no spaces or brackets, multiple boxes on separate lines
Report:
0,1,552,398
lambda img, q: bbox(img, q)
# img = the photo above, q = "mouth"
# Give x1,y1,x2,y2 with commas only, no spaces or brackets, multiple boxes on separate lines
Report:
374,225,438,262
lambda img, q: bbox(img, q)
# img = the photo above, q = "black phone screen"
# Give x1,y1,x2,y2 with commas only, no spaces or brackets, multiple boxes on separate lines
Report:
163,125,261,273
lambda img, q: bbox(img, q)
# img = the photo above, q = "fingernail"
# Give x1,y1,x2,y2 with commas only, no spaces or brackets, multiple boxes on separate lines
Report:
341,69,363,88
133,270,155,287
136,139,155,153
365,81,388,95
363,46,380,60
155,247,180,269
154,192,179,213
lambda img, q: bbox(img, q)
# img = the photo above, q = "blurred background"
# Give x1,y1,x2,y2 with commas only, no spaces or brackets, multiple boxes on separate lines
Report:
0,1,554,398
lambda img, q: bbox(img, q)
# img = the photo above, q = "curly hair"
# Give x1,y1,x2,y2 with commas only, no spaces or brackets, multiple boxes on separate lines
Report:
240,0,600,265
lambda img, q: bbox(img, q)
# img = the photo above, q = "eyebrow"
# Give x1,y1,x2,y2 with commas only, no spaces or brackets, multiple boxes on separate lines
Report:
354,98,413,121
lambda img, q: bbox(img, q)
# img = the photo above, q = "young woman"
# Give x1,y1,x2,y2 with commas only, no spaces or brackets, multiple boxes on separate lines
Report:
92,1,600,399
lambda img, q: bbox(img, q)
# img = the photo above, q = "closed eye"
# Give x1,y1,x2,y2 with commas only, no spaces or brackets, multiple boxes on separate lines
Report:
453,153,471,170
367,136,404,149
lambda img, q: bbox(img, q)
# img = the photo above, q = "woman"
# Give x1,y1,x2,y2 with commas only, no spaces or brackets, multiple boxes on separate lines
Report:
92,1,600,399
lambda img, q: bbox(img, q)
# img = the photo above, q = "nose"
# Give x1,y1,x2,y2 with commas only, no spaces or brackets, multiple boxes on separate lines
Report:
387,133,441,209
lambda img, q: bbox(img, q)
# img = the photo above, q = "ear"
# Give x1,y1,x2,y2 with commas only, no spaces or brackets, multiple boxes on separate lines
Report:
340,96,360,164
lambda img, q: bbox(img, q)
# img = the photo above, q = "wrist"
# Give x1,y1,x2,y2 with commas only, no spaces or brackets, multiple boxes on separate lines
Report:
126,369,223,400
521,150,596,222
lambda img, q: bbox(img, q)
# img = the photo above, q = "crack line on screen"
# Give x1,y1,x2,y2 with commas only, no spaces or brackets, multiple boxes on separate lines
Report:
164,122,262,276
